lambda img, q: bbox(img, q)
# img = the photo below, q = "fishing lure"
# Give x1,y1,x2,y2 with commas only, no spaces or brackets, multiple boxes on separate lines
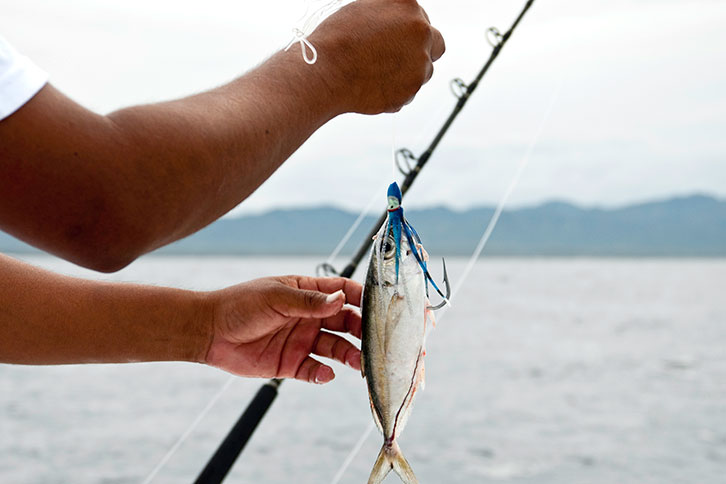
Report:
379,182,450,307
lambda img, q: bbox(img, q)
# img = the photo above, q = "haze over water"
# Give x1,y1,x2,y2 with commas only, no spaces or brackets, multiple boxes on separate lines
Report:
1,255,725,483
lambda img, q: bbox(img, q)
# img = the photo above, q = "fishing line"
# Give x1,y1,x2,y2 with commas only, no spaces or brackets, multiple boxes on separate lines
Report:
447,80,563,306
140,376,235,484
321,103,442,274
323,178,391,267
329,421,376,484
326,112,401,266
326,79,562,484
285,0,351,64
318,100,458,279
392,115,398,181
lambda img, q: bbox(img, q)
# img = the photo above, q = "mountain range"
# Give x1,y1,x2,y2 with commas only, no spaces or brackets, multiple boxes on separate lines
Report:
1,194,724,257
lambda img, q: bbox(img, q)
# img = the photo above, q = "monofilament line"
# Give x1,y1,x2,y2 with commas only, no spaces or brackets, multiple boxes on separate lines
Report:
140,376,235,484
327,81,562,484
449,81,563,304
325,178,391,265
329,421,376,484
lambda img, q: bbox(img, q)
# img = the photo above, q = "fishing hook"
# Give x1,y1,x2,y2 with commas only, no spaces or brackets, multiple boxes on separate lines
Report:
395,148,418,176
427,258,451,311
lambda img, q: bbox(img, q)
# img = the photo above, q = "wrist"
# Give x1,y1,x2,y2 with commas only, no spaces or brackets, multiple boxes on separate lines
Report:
273,39,350,119
181,290,216,365
303,31,356,115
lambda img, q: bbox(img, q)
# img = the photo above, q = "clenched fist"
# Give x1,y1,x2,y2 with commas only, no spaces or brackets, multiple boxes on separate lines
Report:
309,0,446,114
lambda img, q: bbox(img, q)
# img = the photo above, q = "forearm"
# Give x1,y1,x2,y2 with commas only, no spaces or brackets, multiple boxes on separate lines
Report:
0,49,339,271
0,254,210,365
106,49,342,248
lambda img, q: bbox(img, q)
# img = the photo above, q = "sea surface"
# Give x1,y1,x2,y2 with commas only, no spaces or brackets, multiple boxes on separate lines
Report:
1,256,725,484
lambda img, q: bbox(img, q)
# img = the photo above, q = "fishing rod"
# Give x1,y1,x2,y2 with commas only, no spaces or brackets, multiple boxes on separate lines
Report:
193,2,536,482
193,379,282,484
323,0,536,281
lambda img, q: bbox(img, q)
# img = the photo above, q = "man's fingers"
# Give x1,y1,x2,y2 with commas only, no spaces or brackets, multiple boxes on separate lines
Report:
313,331,362,371
292,276,363,308
424,62,434,85
321,307,362,340
418,5,445,62
430,26,445,62
274,285,345,319
295,356,335,384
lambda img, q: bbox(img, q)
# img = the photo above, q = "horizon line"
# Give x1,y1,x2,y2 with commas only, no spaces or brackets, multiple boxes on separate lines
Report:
226,191,724,219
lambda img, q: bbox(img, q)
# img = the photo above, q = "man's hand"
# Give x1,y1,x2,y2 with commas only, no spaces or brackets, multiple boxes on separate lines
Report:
313,0,446,114
0,254,363,383
204,276,363,384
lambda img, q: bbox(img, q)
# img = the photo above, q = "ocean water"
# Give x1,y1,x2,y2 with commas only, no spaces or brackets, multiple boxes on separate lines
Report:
1,256,725,484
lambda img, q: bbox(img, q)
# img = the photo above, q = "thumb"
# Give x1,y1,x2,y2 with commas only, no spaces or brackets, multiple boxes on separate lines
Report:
277,287,345,319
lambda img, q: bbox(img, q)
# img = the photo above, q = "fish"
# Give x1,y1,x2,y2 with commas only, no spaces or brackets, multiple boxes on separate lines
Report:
361,182,449,484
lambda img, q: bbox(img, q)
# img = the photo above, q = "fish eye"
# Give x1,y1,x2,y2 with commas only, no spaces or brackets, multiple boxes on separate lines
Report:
382,237,396,259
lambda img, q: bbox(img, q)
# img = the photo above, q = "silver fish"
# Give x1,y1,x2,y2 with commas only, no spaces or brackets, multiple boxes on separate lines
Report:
361,183,447,484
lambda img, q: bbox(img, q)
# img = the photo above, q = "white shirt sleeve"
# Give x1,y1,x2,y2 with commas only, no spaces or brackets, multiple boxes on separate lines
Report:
0,35,48,121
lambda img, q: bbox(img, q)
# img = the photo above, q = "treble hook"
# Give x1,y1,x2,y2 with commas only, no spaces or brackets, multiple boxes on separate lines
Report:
427,258,452,311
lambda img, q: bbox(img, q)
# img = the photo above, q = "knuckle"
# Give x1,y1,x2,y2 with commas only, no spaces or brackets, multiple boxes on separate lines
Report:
410,17,431,39
303,291,319,308
332,339,346,358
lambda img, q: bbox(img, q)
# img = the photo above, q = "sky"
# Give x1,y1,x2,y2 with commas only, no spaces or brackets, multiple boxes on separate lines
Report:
1,0,724,215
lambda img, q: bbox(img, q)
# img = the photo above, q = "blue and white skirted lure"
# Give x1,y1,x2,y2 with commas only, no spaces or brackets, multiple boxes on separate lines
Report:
377,182,450,307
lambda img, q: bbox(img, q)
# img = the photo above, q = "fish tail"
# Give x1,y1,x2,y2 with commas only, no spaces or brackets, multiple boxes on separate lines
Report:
367,441,419,484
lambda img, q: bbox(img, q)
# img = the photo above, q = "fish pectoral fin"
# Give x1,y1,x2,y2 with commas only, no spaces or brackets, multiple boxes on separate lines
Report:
425,300,437,329
367,441,419,484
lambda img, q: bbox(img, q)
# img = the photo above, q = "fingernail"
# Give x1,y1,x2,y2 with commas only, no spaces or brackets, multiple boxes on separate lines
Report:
315,366,334,384
325,290,344,304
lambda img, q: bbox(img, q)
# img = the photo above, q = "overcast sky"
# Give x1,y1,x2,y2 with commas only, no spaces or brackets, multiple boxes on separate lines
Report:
1,0,724,214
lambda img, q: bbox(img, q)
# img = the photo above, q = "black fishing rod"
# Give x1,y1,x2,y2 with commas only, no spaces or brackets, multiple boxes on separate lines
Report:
193,379,281,484
193,2,536,482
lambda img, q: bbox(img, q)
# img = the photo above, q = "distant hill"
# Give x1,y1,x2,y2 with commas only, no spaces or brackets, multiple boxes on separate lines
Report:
1,194,724,257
